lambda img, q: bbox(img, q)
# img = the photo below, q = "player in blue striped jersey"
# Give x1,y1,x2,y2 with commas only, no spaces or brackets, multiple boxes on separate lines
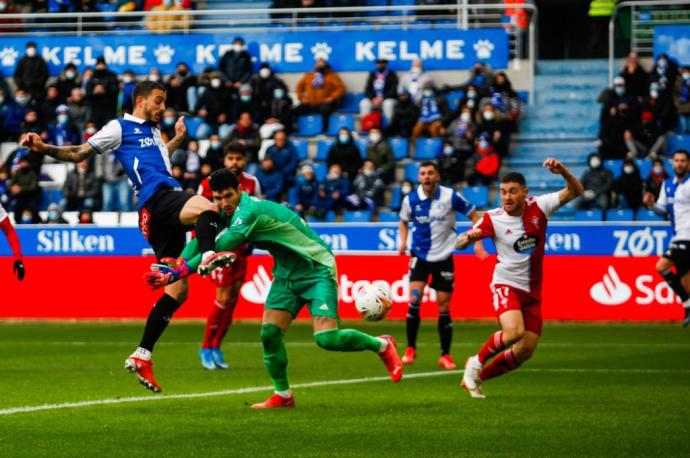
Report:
398,161,487,369
21,81,223,392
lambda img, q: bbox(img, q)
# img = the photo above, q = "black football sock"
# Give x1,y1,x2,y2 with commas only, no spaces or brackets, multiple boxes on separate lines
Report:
406,303,421,348
196,210,221,255
139,294,181,351
660,269,689,302
438,312,453,356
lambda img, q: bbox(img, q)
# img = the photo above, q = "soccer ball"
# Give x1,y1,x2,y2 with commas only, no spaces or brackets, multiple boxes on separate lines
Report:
354,284,393,322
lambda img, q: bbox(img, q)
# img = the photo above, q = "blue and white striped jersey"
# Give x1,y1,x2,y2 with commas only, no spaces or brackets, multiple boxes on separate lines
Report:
88,113,181,209
399,185,476,262
655,174,690,241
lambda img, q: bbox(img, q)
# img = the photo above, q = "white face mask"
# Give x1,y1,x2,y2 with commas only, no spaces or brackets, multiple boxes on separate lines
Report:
482,110,494,121
443,146,454,156
683,73,690,81
479,140,489,149
86,127,97,135
623,166,634,175
233,43,243,53
411,67,421,75
590,157,601,168
211,79,222,89
123,75,133,84
149,74,160,82
369,132,381,143
401,185,412,195
26,47,37,57
653,165,664,174
259,68,271,79
460,112,471,122
57,114,69,124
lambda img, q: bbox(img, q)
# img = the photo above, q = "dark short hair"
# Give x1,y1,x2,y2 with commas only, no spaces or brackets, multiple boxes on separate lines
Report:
419,160,439,171
224,141,246,157
501,172,527,186
673,149,690,160
131,81,166,106
209,168,240,192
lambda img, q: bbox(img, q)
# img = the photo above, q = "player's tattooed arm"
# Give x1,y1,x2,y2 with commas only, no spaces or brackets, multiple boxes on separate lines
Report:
20,133,97,163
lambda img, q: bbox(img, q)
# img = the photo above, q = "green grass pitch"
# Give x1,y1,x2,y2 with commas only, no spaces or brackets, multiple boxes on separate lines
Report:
0,320,688,457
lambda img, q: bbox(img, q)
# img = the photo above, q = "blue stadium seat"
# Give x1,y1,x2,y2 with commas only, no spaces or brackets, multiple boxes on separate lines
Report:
340,93,366,113
378,211,399,222
389,137,409,160
39,188,63,210
315,139,334,161
389,186,402,210
636,209,665,222
550,206,576,221
344,210,372,222
444,90,465,110
296,115,323,136
355,138,369,159
245,163,258,176
575,209,603,221
604,159,623,179
312,162,327,181
414,138,442,159
606,209,635,222
635,159,652,179
327,114,356,136
463,186,489,209
404,162,420,182
291,139,309,161
666,134,690,154
307,211,336,223
183,117,204,138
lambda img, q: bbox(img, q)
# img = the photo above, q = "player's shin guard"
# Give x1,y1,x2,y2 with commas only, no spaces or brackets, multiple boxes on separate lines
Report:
314,328,382,352
477,330,506,364
406,293,421,349
195,210,221,255
438,312,453,356
660,269,690,302
139,294,181,352
202,300,225,349
479,349,521,381
260,323,290,392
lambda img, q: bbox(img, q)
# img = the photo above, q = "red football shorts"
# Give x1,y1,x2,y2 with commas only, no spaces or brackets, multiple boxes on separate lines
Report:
491,284,543,336
209,254,248,288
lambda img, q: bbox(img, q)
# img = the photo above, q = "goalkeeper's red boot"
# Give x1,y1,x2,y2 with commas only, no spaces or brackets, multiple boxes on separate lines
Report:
124,356,162,393
378,335,403,382
251,392,295,409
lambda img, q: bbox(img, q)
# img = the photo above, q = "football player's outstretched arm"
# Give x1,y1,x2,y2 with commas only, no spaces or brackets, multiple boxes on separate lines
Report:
21,133,97,163
166,116,187,156
543,157,584,205
467,210,489,260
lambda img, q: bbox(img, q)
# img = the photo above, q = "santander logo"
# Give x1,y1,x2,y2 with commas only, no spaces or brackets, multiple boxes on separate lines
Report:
590,266,632,306
240,265,273,304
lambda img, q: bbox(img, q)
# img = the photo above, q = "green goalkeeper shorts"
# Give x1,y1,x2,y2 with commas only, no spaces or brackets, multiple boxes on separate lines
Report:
264,272,339,319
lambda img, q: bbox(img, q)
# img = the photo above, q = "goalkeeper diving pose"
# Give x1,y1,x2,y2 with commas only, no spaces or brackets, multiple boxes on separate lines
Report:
145,168,403,409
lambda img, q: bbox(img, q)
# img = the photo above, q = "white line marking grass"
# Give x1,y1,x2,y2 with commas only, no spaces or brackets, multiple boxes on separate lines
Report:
1,367,689,416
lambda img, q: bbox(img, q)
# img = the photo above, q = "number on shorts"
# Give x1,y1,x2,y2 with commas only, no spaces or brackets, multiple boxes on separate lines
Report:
493,286,510,311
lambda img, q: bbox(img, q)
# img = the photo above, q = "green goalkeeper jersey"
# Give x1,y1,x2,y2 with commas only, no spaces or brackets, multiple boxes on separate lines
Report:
183,193,336,281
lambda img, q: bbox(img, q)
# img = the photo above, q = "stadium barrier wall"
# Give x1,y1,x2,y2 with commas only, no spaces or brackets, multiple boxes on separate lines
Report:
1,223,684,321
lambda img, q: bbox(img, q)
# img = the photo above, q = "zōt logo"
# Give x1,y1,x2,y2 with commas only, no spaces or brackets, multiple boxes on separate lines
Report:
590,266,632,305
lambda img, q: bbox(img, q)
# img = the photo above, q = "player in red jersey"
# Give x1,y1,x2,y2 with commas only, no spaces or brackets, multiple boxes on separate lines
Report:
196,142,261,370
455,158,583,398
0,203,24,280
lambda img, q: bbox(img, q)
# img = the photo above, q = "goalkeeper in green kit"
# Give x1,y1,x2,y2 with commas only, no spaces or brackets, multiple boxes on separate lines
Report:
144,169,403,408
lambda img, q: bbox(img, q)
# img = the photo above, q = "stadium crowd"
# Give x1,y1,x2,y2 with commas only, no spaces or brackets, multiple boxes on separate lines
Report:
0,37,523,223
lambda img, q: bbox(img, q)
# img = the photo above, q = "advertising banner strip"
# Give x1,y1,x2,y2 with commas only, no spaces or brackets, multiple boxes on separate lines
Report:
0,28,509,76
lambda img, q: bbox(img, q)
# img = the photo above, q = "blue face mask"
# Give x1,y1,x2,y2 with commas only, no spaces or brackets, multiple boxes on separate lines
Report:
240,95,251,103
274,89,285,99
338,134,349,144
614,86,625,96
163,117,175,127
49,211,58,220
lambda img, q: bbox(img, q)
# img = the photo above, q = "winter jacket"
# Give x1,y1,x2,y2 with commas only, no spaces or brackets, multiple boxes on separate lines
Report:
295,68,345,107
327,140,363,180
219,50,253,85
365,140,394,182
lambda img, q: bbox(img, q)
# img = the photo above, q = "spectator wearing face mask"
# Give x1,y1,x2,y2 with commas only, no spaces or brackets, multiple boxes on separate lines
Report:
360,59,399,123
258,82,293,138
21,109,47,140
457,84,481,118
346,160,385,211
411,84,451,142
82,120,98,143
487,72,521,132
645,158,668,199
165,62,194,113
254,156,284,202
9,156,40,223
650,54,679,96
41,85,62,123
464,62,493,95
636,81,677,158
159,108,178,142
314,163,349,216
47,105,80,147
613,159,643,211
448,107,476,159
252,63,288,109
386,87,418,139
55,63,82,103
288,164,318,217
365,127,394,184
67,88,88,133
117,70,137,114
400,179,414,198
13,42,49,102
579,153,613,211
233,84,259,122
264,130,299,189
202,134,224,172
43,202,68,224
146,0,190,33
474,102,507,156
86,57,119,127
195,71,233,139
63,159,100,211
294,55,346,132
400,58,433,103
619,52,649,101
3,89,34,139
223,112,261,163
327,128,363,182
675,66,690,134
438,140,466,186
598,76,640,126
219,37,253,97
468,133,500,186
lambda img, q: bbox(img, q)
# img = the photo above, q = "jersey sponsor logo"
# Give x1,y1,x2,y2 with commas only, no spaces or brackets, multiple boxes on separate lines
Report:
138,137,165,148
513,234,538,254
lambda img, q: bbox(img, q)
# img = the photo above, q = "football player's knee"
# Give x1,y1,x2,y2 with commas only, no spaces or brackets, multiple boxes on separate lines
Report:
503,326,525,344
314,329,339,351
656,257,672,273
409,289,421,306
260,323,284,351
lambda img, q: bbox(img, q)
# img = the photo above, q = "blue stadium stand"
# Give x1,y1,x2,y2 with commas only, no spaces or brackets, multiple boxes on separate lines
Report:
327,114,356,135
636,209,665,222
666,134,690,154
315,139,334,161
378,211,399,222
604,159,623,179
355,138,369,158
307,211,336,223
444,90,465,110
389,186,402,210
389,137,409,160
296,115,323,136
404,162,420,182
291,138,309,161
575,209,603,221
463,186,489,209
550,206,576,221
339,93,365,113
414,138,442,159
183,116,204,137
634,159,652,179
39,188,63,210
344,210,372,222
312,162,327,181
606,209,635,222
